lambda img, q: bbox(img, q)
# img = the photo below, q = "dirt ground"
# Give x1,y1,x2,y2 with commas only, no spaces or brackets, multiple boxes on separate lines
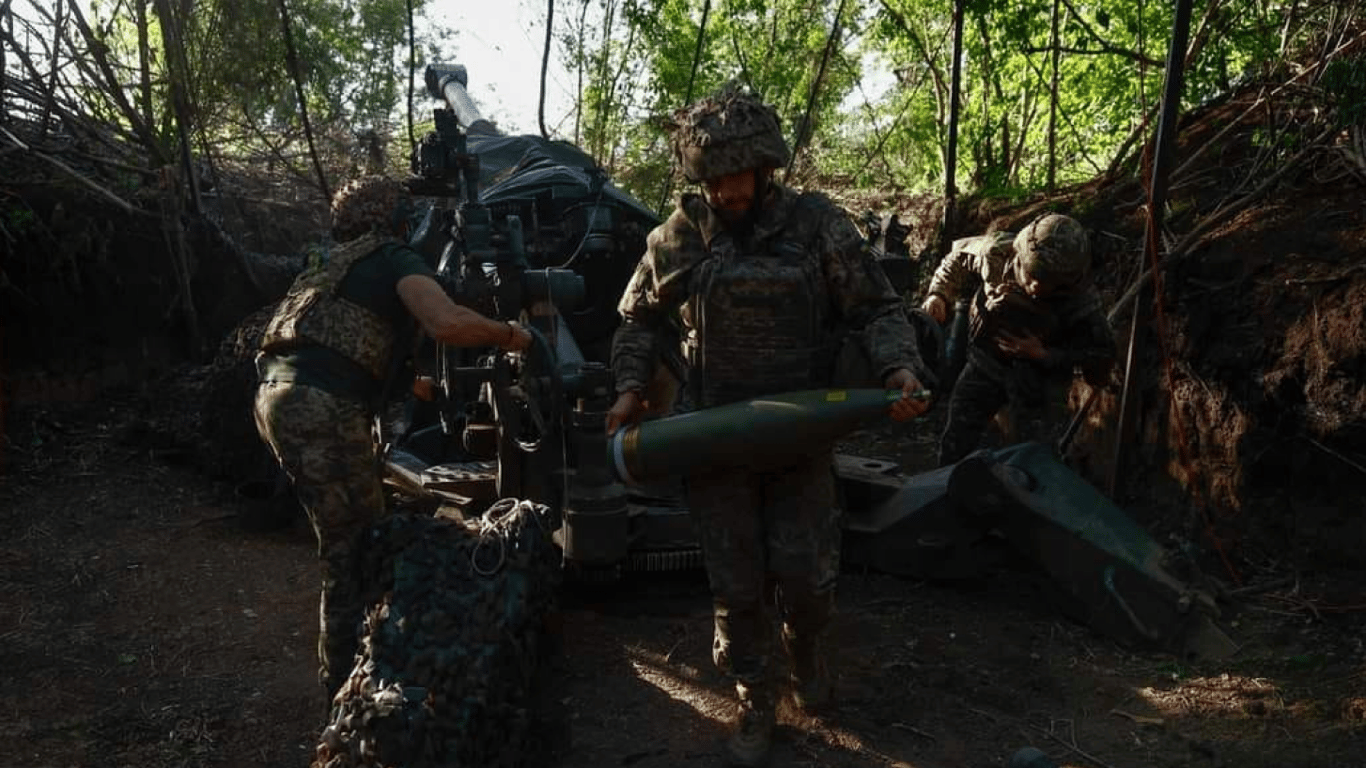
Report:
2,397,1363,768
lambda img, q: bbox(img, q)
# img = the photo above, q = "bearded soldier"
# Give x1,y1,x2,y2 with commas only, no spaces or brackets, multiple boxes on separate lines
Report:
253,174,532,700
921,213,1116,466
605,86,935,767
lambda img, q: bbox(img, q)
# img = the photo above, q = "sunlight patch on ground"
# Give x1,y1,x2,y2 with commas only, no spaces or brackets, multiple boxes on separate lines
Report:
624,644,733,722
1137,672,1281,717
623,644,936,766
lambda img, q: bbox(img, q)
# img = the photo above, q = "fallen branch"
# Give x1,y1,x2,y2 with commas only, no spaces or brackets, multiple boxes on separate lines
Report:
1229,576,1296,597
1109,123,1339,321
1173,124,1338,256
1301,435,1366,478
1170,30,1366,185
1265,591,1324,621
1284,262,1366,287
0,125,140,214
1029,722,1123,768
891,722,936,741
1109,708,1164,726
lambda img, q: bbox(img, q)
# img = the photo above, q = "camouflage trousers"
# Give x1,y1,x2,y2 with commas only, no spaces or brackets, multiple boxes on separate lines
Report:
684,450,841,704
253,381,386,697
937,350,1066,466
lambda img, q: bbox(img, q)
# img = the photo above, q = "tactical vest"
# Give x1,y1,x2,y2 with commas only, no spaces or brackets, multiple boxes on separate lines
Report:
260,232,399,381
682,198,830,408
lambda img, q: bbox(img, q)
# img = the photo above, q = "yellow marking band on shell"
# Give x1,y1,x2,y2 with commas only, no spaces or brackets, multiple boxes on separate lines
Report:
611,426,643,487
825,390,848,402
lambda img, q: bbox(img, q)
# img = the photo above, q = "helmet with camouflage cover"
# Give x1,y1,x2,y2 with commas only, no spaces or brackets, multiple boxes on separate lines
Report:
331,174,414,242
669,84,790,182
1011,213,1090,288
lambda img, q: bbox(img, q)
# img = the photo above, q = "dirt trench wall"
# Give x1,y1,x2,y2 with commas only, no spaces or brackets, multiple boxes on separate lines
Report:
1083,191,1366,569
1,183,309,403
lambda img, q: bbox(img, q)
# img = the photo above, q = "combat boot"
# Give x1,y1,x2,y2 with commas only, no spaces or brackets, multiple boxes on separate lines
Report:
726,682,775,767
783,628,834,715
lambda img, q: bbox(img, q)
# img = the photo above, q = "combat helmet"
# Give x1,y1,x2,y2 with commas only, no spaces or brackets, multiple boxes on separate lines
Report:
1012,213,1091,288
670,85,790,182
331,174,413,242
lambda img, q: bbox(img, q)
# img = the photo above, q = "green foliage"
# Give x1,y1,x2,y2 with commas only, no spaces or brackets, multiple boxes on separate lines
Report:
45,0,1355,212
1,204,38,235
1320,56,1366,126
82,0,443,185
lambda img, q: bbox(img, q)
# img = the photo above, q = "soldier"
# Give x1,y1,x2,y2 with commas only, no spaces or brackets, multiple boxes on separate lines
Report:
252,174,532,700
921,213,1116,466
605,85,934,767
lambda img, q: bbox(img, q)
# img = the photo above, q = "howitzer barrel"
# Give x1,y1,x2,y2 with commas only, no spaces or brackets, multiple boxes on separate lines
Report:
425,63,496,134
609,389,905,486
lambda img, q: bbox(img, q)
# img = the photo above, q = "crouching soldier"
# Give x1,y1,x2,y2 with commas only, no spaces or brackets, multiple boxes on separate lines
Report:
921,213,1116,466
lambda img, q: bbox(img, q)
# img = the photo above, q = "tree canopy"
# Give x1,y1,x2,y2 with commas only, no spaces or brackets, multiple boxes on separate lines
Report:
4,0,1361,211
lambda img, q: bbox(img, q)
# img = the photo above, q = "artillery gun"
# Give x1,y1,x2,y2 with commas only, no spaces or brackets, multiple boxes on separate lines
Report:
384,63,1235,658
387,63,686,576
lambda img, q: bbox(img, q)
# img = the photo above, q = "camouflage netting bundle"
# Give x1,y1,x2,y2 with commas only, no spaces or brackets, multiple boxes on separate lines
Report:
313,498,562,768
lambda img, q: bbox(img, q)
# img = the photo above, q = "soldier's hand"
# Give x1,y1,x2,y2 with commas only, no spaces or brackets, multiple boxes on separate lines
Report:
921,294,949,324
605,391,647,436
983,283,1015,311
501,321,533,352
996,329,1045,361
884,368,932,422
411,375,438,402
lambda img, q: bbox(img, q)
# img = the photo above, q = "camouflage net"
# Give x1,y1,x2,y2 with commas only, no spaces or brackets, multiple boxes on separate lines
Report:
313,498,563,768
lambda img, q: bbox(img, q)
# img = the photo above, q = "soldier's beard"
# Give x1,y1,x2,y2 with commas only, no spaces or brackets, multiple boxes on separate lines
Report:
715,172,770,235
717,205,758,233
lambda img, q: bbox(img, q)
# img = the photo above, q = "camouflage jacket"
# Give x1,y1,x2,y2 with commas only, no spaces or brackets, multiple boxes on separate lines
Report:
930,232,1115,380
612,184,927,400
925,231,1015,304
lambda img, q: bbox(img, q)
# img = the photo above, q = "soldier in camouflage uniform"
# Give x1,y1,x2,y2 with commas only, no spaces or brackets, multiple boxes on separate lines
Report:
252,174,532,700
921,213,1116,466
605,85,934,767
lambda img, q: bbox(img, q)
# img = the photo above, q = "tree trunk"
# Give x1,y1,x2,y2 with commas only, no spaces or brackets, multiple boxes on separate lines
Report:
878,2,950,180
0,0,9,120
67,1,169,164
790,0,848,173
152,0,201,213
1111,0,1196,500
591,0,617,161
942,0,964,256
974,12,1011,185
274,0,330,202
537,0,553,139
40,0,64,139
136,0,155,132
1183,0,1227,71
151,0,203,355
1048,0,1061,191
574,0,589,145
